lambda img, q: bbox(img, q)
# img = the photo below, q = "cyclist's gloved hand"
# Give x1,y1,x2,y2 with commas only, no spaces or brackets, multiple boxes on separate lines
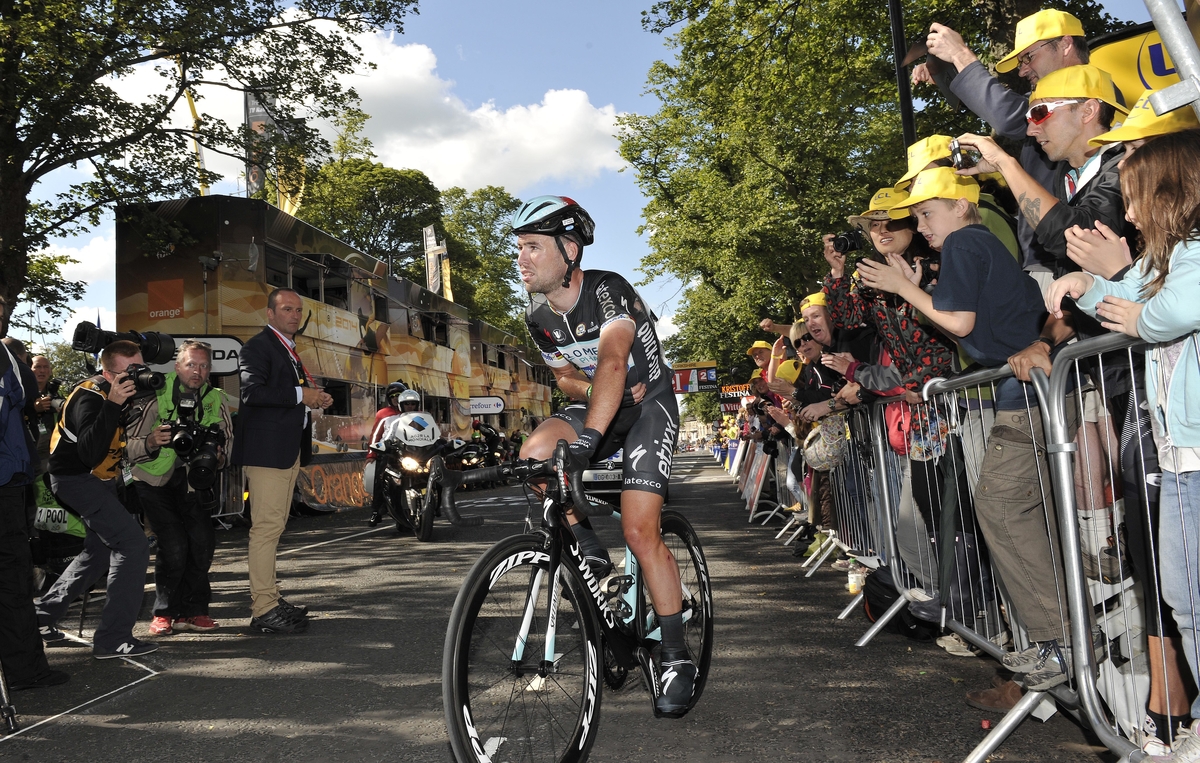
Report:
568,428,603,469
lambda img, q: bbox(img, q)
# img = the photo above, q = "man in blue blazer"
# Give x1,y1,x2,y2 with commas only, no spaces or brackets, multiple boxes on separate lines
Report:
233,288,331,634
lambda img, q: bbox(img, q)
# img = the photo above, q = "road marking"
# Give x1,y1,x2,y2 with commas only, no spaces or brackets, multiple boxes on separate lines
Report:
277,525,391,556
0,634,160,743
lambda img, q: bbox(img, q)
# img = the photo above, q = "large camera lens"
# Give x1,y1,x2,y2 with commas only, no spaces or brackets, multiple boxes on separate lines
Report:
169,427,196,455
832,230,861,254
124,363,165,392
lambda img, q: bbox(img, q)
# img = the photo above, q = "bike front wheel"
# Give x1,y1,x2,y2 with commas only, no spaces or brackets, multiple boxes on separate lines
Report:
444,534,603,763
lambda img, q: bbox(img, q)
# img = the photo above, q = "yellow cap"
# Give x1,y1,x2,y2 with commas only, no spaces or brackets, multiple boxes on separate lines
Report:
746,340,773,356
750,368,764,381
1030,65,1129,115
895,135,953,189
1089,89,1200,146
799,292,828,312
995,10,1085,73
848,187,911,226
887,167,980,219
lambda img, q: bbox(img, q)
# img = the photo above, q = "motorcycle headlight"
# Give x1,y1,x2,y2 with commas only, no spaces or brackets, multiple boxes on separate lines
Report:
400,456,423,472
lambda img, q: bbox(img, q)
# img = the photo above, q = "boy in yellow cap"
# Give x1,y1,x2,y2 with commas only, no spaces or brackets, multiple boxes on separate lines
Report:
913,9,1092,292
860,164,1084,693
955,65,1132,281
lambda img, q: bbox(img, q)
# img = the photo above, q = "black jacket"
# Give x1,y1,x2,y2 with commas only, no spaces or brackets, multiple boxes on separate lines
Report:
231,328,313,469
1035,143,1134,277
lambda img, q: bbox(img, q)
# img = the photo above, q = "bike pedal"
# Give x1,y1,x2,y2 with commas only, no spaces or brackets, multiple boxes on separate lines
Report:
604,575,634,595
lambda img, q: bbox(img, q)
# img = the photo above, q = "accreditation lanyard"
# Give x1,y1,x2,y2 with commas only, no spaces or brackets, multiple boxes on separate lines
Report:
267,325,315,388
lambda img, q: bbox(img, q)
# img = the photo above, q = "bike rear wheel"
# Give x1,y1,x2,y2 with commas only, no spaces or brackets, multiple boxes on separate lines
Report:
444,535,603,763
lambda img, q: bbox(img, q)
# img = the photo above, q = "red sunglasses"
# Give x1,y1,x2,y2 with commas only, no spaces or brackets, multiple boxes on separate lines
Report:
1025,99,1081,125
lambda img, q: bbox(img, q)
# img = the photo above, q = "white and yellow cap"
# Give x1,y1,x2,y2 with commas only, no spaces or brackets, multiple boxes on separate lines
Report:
1029,65,1129,115
848,187,910,227
1089,89,1200,146
887,167,980,219
995,10,1085,73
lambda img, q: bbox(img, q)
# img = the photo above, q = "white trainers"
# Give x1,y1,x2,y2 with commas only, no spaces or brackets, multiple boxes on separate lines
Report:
936,633,976,657
1151,720,1200,761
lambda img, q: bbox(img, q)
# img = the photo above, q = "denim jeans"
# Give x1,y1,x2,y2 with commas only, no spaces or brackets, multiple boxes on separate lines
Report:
1157,469,1200,718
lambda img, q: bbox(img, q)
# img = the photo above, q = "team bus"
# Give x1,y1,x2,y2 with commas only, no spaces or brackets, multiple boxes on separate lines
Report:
114,195,552,512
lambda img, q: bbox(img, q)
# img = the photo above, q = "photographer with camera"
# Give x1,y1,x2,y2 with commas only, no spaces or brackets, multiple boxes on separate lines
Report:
36,340,161,659
126,340,232,637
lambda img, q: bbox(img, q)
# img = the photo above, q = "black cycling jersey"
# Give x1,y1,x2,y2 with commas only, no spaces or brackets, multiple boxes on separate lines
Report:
526,270,673,398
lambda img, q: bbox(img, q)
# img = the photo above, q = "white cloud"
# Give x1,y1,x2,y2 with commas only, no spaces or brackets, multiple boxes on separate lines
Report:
655,313,678,341
42,233,117,284
351,36,625,193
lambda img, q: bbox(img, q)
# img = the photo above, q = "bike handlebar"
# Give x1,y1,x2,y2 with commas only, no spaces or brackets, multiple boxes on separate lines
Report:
454,441,614,517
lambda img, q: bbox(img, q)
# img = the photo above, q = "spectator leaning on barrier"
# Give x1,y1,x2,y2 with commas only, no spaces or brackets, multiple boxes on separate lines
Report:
860,166,1086,692
895,135,1019,261
126,340,233,637
914,9,1091,289
955,65,1131,284
37,340,158,659
1049,131,1200,754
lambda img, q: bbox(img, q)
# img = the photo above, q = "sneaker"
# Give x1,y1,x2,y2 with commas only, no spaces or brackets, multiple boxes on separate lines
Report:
174,615,219,632
94,639,159,660
367,511,382,527
250,606,309,634
148,616,174,636
1151,720,1200,761
655,648,697,718
830,556,853,572
277,598,309,619
1000,643,1043,673
9,669,70,691
38,623,66,643
1022,640,1072,691
906,588,935,602
937,633,976,657
584,549,613,579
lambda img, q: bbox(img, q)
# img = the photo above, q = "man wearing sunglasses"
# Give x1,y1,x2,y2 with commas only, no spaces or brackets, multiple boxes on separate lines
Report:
913,10,1090,289
954,65,1131,278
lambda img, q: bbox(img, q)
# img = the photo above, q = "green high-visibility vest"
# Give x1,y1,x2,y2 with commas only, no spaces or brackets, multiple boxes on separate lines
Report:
139,373,227,477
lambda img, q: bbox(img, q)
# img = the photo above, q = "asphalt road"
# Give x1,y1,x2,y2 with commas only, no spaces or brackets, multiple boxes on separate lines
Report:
0,453,1115,762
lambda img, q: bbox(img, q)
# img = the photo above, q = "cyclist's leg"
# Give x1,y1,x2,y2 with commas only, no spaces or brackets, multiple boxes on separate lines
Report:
621,490,681,613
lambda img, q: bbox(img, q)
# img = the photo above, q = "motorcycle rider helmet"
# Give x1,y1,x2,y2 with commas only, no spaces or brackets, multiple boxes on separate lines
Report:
397,389,421,412
386,381,408,403
511,195,595,288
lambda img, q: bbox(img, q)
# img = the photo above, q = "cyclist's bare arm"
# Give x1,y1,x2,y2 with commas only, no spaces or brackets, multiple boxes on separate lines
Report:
550,364,591,402
583,319,634,437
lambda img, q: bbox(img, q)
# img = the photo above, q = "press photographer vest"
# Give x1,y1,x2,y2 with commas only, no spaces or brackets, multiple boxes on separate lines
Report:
50,378,124,480
139,373,227,477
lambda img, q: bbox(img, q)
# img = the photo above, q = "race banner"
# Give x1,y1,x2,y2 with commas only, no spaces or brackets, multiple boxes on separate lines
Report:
296,452,370,510
670,361,718,393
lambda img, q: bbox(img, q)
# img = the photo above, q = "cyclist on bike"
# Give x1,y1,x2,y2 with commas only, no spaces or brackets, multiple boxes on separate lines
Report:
513,195,694,717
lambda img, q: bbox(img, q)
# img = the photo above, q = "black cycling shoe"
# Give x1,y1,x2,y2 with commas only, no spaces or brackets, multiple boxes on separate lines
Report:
584,549,613,579
654,648,697,719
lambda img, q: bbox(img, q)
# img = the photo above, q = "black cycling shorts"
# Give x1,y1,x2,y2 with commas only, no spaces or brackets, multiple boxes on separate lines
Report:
551,387,680,498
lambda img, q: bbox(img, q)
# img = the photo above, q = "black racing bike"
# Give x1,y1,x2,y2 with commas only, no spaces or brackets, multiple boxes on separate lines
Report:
442,441,714,763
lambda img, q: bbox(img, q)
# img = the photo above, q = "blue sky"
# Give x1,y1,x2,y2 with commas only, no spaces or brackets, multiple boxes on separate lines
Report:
26,0,1158,346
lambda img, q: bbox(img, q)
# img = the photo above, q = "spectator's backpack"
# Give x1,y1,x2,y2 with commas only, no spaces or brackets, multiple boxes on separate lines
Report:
862,564,939,642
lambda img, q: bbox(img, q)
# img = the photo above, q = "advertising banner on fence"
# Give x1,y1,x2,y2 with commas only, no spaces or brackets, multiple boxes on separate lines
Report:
295,452,370,510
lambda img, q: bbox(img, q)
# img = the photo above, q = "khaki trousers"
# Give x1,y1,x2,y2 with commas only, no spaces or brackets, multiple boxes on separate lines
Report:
246,457,301,617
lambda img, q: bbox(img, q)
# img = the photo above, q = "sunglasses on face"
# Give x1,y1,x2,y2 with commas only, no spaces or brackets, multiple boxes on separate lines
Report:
1025,99,1081,125
798,334,814,343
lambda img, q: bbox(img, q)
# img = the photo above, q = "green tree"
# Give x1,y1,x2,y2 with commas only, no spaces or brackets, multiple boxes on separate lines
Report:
441,186,524,335
623,0,1128,373
35,341,96,392
1,0,418,328
10,252,87,345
